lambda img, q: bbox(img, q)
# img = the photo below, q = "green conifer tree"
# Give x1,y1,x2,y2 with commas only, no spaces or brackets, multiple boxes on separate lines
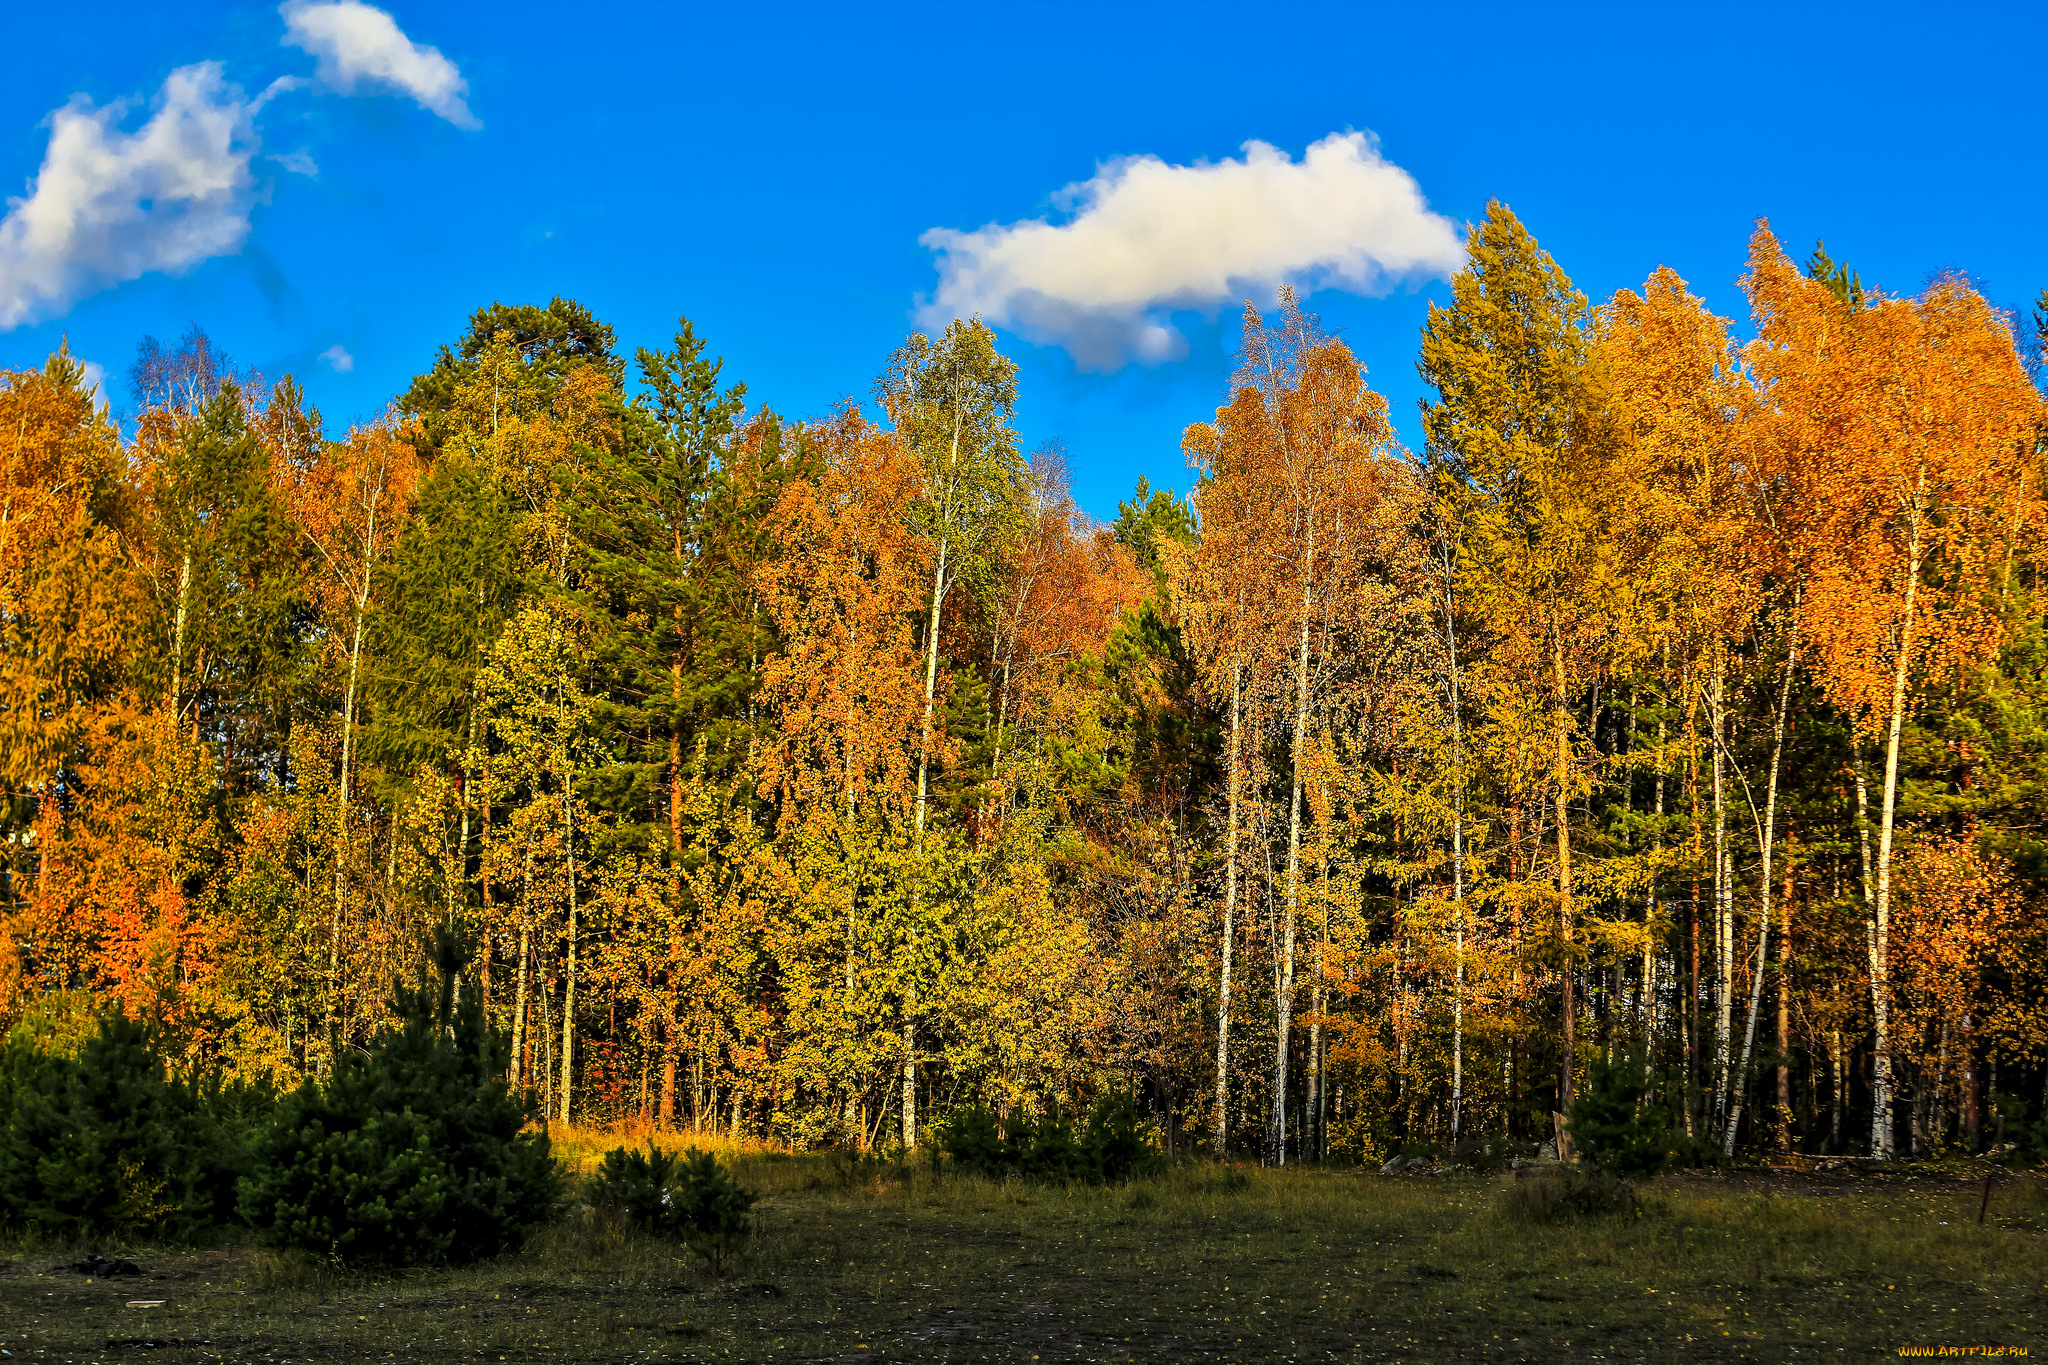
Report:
241,931,559,1267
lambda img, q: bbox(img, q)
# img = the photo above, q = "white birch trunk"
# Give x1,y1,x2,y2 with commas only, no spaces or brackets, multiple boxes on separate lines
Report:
1214,659,1242,1157
1723,609,1801,1155
1272,578,1312,1164
1870,487,1924,1160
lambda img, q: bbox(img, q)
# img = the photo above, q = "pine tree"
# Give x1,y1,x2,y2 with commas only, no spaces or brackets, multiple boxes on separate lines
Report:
402,297,622,450
0,1011,249,1237
241,931,560,1266
564,317,751,857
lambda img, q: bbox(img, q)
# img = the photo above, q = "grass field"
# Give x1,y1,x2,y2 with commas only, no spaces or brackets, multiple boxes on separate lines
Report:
2,1137,2042,1363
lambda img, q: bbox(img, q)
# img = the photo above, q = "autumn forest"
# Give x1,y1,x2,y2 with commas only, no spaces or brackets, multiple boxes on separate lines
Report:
7,202,2047,1169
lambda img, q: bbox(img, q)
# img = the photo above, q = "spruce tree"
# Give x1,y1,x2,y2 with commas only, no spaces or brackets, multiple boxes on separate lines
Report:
362,455,526,779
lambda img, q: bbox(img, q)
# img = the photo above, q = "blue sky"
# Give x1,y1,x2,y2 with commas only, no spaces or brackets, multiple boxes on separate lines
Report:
3,2,2043,519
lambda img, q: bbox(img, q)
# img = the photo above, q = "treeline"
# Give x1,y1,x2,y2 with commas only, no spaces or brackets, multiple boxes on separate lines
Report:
4,203,2047,1164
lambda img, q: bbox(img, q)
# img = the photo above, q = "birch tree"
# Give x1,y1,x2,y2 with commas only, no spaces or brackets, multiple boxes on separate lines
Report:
1742,227,2044,1156
1182,290,1420,1161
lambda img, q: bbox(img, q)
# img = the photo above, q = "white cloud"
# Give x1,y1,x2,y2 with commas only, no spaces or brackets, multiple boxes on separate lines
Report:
917,132,1464,371
77,359,110,412
319,342,353,373
281,1,478,128
270,147,319,177
0,62,258,332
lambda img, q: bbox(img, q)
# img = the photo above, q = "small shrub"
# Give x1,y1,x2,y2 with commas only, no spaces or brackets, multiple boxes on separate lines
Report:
1995,1094,2048,1167
1078,1093,1159,1184
1502,1167,1638,1221
1451,1133,1520,1174
1206,1166,1251,1194
239,931,560,1268
1568,1051,1696,1177
0,1009,257,1239
827,1147,886,1190
586,1141,684,1231
588,1142,756,1274
937,1093,1161,1185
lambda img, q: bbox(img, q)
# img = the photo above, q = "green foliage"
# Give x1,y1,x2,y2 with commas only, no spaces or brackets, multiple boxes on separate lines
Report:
822,1146,890,1190
239,932,560,1267
403,296,621,446
149,380,312,791
1112,475,1195,581
363,452,526,778
1567,1050,1694,1177
880,316,1027,613
564,322,816,847
0,1009,257,1238
1450,1132,1519,1174
1802,239,1867,310
937,1094,1161,1184
1994,1093,2048,1167
587,1141,756,1273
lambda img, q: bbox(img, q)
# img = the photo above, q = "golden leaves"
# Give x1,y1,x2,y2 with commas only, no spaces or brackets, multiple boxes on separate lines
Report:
754,408,932,830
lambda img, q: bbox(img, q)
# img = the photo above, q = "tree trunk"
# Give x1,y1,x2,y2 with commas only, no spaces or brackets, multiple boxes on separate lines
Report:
1214,658,1242,1158
1273,580,1312,1163
660,1016,677,1128
914,539,949,839
1962,1014,1980,1151
901,1008,916,1150
1710,660,1731,1122
1553,633,1576,1111
902,527,952,1153
1307,828,1329,1162
511,926,530,1093
558,751,579,1127
1724,611,1800,1155
1445,558,1467,1143
670,524,689,853
1829,1028,1844,1149
1777,861,1794,1152
990,571,1030,780
1870,490,1924,1159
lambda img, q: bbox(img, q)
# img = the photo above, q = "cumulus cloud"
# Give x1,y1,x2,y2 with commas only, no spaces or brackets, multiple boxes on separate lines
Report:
281,1,478,128
0,62,258,331
917,132,1464,370
319,342,353,373
0,5,477,329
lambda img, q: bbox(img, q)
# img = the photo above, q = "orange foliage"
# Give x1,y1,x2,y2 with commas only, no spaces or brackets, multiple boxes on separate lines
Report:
1894,833,2016,1065
992,449,1147,760
754,408,933,830
1743,226,2045,730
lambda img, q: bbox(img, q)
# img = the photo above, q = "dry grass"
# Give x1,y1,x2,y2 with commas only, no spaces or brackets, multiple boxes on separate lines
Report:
1,1140,2042,1362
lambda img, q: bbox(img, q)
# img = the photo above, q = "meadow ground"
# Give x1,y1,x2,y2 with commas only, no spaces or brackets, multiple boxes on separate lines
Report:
1,1136,2042,1364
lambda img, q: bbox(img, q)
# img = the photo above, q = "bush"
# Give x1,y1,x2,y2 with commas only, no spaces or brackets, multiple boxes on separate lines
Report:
0,1007,257,1239
1995,1093,2048,1167
1450,1132,1522,1174
239,932,560,1267
1502,1166,1639,1221
937,1093,1161,1184
587,1142,756,1274
1568,1051,1696,1177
